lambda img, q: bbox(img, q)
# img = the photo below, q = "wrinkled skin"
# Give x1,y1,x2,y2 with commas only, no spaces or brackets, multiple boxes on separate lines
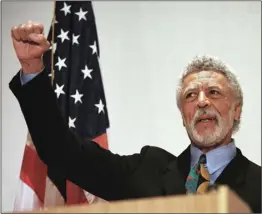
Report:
180,71,241,152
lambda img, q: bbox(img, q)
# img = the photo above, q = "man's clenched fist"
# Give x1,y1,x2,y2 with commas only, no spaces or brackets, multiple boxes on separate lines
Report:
11,21,50,74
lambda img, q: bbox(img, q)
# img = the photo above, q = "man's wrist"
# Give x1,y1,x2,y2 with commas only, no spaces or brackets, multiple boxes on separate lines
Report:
20,58,44,74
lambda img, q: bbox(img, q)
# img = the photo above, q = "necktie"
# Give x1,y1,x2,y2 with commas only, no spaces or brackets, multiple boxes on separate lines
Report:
185,154,210,194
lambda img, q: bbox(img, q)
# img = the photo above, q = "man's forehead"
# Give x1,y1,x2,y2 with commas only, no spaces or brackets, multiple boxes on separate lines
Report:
182,70,228,87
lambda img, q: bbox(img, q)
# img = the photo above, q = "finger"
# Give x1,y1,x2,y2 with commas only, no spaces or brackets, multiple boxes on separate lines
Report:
11,26,21,41
24,23,35,41
18,24,27,41
28,33,50,50
32,23,44,35
38,34,50,50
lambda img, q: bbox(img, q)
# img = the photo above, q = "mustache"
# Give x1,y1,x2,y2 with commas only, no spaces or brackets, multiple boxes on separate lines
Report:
192,108,220,125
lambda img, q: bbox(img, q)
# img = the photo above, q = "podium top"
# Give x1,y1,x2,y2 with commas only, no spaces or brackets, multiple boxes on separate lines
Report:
17,186,251,213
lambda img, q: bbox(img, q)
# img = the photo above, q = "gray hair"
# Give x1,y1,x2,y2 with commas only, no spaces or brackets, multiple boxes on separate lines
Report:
176,55,243,134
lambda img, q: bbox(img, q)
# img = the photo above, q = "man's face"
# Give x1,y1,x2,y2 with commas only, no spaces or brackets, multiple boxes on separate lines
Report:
180,71,241,147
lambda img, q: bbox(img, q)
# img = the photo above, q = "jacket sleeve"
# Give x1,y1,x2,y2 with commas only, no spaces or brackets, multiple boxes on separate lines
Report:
9,69,149,201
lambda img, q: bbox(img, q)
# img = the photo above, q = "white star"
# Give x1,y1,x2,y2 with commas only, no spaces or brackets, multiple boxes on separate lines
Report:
68,117,76,128
54,83,65,98
95,99,105,114
75,7,88,21
57,29,70,43
71,90,84,104
72,34,80,45
81,65,93,79
55,19,58,24
55,57,67,71
89,41,97,55
60,2,71,16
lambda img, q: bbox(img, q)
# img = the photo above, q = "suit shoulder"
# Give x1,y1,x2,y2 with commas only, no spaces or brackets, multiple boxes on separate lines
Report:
139,145,177,166
240,153,261,188
141,145,177,158
246,158,261,177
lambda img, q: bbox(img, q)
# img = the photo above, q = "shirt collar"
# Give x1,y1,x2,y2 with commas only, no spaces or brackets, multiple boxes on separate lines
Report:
190,139,237,174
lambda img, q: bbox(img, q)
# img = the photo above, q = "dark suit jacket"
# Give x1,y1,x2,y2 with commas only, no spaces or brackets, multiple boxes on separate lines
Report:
9,70,261,213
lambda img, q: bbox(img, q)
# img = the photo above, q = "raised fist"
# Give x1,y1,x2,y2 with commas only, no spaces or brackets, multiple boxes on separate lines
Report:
11,21,50,74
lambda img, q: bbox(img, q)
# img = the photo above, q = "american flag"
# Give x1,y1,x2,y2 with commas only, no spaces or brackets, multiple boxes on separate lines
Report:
14,1,109,210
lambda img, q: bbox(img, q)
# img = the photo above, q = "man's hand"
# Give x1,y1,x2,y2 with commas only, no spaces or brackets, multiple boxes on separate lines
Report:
11,21,50,74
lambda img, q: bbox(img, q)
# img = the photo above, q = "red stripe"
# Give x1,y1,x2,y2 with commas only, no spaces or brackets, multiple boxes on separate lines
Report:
66,180,88,204
19,145,47,203
92,133,109,150
19,132,109,206
66,133,108,205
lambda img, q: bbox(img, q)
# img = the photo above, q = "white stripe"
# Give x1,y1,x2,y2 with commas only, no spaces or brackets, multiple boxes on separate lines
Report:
83,190,107,204
13,180,42,211
44,177,65,207
26,133,36,149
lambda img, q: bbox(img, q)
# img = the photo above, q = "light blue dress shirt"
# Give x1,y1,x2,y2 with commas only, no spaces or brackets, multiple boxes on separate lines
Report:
190,139,236,184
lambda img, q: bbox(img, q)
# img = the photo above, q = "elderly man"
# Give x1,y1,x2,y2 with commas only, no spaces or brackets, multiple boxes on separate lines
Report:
9,22,261,212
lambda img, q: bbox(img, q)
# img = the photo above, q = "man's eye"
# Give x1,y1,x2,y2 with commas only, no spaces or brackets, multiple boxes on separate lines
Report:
186,92,196,99
209,90,219,95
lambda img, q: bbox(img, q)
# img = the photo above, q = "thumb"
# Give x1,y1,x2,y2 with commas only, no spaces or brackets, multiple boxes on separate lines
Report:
28,33,50,50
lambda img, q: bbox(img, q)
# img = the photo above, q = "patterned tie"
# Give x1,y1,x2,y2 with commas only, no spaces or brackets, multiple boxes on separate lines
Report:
185,154,210,194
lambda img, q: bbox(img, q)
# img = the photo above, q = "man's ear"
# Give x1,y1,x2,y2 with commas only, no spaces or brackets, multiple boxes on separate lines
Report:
234,103,242,121
181,112,186,127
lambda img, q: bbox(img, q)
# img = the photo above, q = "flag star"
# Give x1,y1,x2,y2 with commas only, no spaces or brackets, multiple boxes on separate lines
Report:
55,19,58,24
60,2,71,16
72,34,80,45
57,29,70,43
55,57,67,71
68,117,76,128
95,99,105,114
54,83,65,98
89,41,97,55
71,90,84,104
75,7,88,21
81,65,93,79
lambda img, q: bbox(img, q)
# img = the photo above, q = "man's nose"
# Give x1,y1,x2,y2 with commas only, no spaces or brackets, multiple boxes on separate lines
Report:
197,91,210,108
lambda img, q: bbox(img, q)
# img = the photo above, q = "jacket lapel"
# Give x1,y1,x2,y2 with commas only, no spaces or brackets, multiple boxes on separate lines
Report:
160,146,247,196
215,148,247,188
161,146,191,196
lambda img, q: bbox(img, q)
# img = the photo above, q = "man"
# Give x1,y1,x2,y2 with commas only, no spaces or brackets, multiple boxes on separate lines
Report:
9,21,261,212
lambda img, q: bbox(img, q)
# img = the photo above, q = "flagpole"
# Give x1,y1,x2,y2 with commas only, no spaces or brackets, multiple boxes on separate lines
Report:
51,0,56,86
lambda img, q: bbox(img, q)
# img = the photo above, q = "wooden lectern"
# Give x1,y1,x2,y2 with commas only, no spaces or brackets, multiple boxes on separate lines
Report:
19,186,251,213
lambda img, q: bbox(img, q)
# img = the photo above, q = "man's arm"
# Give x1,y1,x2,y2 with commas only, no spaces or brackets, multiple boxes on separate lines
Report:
10,21,149,201
10,68,149,201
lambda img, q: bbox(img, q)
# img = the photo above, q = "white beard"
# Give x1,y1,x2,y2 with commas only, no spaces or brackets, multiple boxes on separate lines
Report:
185,106,235,147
